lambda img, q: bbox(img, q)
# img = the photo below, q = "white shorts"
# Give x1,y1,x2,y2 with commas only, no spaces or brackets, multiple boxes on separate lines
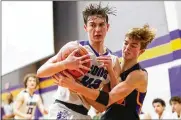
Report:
48,102,91,120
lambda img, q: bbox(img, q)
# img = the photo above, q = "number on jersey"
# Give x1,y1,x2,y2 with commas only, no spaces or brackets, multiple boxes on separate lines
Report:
27,107,33,114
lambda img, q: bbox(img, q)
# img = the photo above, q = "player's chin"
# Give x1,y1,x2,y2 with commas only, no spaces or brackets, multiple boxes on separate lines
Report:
30,86,36,89
93,38,104,42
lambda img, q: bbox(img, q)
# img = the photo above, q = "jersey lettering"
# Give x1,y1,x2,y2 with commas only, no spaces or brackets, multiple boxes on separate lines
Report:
27,102,37,106
27,107,33,114
81,65,108,89
88,65,108,79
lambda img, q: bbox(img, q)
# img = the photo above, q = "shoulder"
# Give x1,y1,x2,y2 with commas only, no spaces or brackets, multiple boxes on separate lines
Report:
131,69,147,80
18,89,27,96
126,70,148,86
15,90,26,100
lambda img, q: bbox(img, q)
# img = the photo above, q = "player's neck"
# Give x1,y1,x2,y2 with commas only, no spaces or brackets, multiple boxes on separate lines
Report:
89,41,105,55
158,111,164,119
26,88,35,96
176,109,181,117
121,58,138,72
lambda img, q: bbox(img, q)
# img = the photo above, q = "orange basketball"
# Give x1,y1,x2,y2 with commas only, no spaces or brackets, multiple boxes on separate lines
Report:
59,43,91,79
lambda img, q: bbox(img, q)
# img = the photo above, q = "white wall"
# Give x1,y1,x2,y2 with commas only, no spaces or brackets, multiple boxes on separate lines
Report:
142,59,181,115
164,1,181,31
2,1,54,76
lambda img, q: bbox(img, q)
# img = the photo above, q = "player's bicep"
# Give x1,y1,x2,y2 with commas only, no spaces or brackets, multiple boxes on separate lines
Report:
110,80,135,101
14,93,24,110
109,72,143,105
109,71,147,105
37,96,44,109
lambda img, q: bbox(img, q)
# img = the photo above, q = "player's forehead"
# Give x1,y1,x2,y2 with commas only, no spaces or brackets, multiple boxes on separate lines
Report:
124,37,140,45
27,77,36,81
171,101,180,105
153,102,162,106
87,15,106,24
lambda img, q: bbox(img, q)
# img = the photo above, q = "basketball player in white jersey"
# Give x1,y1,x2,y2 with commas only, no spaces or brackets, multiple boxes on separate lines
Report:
13,73,48,119
37,3,119,119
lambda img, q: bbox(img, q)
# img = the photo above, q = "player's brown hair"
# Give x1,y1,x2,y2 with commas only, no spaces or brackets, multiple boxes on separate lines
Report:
83,2,116,24
23,73,39,88
170,96,181,105
152,98,166,107
125,24,156,49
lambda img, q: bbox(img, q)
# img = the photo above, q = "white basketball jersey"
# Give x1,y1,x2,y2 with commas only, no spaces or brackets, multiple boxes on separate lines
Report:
54,40,117,109
14,90,40,119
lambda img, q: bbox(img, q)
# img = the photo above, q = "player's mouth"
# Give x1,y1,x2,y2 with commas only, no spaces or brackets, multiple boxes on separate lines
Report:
124,52,130,55
94,35,102,39
31,84,35,87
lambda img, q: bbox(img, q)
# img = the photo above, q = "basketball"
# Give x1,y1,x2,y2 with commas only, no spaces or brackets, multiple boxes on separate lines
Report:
59,42,91,79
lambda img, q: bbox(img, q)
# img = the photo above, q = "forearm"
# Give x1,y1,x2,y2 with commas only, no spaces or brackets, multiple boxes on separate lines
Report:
74,87,107,112
85,97,106,112
37,60,67,77
73,84,100,101
14,109,27,118
108,82,133,106
108,68,119,89
39,105,47,115
3,114,15,119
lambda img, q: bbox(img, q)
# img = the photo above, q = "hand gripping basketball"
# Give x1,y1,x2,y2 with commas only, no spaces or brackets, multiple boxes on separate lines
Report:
60,44,92,79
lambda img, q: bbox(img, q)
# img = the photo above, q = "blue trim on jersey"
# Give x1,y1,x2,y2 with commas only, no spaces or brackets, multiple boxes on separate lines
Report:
78,40,112,57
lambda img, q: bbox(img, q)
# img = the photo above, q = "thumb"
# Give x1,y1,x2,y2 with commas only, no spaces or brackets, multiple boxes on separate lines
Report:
69,49,79,56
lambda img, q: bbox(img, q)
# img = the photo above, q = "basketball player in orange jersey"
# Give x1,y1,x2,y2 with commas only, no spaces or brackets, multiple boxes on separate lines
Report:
13,73,48,119
53,24,156,120
37,3,119,119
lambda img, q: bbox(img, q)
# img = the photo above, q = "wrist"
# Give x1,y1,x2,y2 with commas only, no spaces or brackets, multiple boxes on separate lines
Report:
107,67,114,73
57,60,67,70
72,82,82,92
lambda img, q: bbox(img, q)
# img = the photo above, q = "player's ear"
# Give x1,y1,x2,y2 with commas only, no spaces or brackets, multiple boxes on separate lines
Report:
84,24,88,32
139,49,145,55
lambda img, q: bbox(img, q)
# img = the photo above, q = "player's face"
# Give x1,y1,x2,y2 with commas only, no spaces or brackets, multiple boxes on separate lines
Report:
122,37,145,60
6,93,13,103
84,15,109,43
171,101,181,113
153,103,165,115
26,77,37,89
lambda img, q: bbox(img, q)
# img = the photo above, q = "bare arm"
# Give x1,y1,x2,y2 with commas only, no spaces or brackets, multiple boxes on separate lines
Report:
109,57,121,89
84,98,106,112
69,70,147,106
37,41,75,77
13,93,27,118
37,54,66,77
2,113,15,119
108,70,147,106
37,95,48,115
37,41,91,77
83,84,111,112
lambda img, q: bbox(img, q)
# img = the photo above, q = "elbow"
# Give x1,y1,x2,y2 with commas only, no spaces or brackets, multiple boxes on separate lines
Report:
36,69,43,78
36,68,48,78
